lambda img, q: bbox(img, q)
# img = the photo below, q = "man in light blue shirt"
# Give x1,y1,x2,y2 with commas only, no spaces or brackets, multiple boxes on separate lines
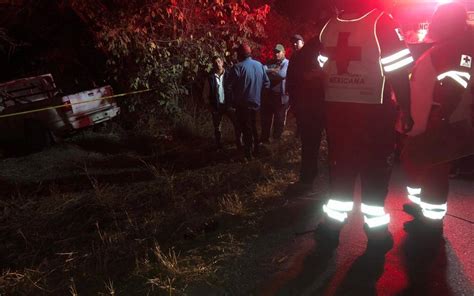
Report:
261,44,289,142
229,43,270,159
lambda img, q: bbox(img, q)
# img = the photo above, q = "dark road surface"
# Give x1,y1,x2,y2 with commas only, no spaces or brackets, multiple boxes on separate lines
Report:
259,166,473,296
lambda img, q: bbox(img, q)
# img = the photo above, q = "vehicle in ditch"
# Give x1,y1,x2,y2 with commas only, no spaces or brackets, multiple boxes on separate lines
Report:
0,73,120,152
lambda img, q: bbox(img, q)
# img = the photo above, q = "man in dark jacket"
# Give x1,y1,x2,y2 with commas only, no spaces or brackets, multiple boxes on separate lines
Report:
286,35,326,193
202,55,242,150
229,43,271,159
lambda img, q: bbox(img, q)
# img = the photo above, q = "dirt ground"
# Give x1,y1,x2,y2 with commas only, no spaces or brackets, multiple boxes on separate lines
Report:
0,120,330,295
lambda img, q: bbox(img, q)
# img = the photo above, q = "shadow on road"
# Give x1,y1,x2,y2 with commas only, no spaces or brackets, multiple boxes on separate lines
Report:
399,222,452,296
334,249,387,296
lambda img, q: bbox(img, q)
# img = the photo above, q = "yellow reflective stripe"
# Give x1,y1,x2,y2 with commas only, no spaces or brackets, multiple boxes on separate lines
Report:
407,186,421,196
323,205,348,222
361,204,386,216
408,195,421,205
381,48,411,65
422,208,446,220
383,56,414,72
364,214,390,228
437,71,471,88
326,199,354,212
420,201,447,211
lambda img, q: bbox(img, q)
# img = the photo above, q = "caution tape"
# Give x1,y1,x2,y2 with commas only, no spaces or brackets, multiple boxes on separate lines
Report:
0,88,156,119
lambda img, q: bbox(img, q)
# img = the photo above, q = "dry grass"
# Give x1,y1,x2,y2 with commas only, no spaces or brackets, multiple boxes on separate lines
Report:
218,193,245,216
0,106,313,295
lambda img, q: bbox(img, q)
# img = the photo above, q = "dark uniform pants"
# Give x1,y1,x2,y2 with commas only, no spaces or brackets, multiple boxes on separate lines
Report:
403,160,451,205
325,101,397,207
402,107,453,219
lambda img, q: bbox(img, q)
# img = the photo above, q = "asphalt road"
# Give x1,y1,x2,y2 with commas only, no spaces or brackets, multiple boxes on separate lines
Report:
259,166,474,296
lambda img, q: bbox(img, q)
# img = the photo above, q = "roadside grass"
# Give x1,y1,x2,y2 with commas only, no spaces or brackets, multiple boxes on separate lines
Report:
0,108,317,295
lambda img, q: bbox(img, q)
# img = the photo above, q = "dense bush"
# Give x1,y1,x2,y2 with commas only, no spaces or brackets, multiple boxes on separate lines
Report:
69,0,270,120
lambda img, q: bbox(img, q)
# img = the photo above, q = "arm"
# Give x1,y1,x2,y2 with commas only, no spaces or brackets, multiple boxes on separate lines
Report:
227,66,239,107
286,59,295,96
262,65,271,89
276,60,288,80
377,12,414,133
388,69,413,132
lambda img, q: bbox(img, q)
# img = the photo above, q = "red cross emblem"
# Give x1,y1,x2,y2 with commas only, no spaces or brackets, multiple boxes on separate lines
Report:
326,32,362,75
461,54,472,68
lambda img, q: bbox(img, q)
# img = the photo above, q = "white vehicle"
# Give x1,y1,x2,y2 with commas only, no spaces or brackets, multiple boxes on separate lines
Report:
0,73,120,151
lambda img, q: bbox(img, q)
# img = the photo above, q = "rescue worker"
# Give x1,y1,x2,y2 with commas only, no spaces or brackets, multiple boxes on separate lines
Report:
402,2,474,238
318,0,414,249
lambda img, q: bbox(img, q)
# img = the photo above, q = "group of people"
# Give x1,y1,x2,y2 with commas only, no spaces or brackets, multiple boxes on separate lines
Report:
202,41,295,159
203,0,473,252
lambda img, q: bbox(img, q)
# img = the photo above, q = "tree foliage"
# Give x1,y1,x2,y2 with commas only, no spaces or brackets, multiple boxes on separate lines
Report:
69,0,270,117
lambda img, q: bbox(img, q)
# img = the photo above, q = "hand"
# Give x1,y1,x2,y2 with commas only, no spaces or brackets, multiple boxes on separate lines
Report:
269,68,279,75
400,113,414,133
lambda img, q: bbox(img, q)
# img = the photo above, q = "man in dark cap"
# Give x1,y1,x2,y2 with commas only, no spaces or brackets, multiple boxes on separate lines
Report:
229,43,270,159
286,34,326,194
261,44,290,142
287,34,305,136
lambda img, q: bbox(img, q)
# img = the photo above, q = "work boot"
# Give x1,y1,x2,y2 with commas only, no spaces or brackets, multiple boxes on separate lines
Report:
404,217,443,241
364,225,394,255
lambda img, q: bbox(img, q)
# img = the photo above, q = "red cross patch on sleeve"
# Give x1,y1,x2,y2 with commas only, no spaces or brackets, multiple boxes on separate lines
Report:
460,54,472,68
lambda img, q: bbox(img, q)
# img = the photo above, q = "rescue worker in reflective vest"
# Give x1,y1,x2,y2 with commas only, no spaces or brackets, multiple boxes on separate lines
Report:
317,0,414,250
402,2,474,238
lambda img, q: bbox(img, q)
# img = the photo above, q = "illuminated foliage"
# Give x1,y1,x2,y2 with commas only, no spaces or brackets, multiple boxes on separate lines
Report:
70,0,270,116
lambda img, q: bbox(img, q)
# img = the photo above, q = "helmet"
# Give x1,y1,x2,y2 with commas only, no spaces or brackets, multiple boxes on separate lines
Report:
429,2,468,42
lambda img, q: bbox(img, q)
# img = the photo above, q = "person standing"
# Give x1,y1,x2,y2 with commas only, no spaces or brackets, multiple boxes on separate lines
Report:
318,0,414,249
287,34,306,138
229,43,270,159
402,2,474,239
286,35,326,193
261,44,289,142
202,55,242,150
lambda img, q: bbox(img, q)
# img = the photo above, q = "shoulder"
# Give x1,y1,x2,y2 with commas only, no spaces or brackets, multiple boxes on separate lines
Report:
375,11,397,26
431,39,473,73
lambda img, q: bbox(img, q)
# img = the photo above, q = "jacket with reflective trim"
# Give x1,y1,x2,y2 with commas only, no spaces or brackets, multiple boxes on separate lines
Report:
319,9,413,104
408,35,473,136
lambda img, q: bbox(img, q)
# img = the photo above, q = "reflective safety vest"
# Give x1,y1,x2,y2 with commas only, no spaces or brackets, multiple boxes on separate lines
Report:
408,36,473,136
319,9,413,104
